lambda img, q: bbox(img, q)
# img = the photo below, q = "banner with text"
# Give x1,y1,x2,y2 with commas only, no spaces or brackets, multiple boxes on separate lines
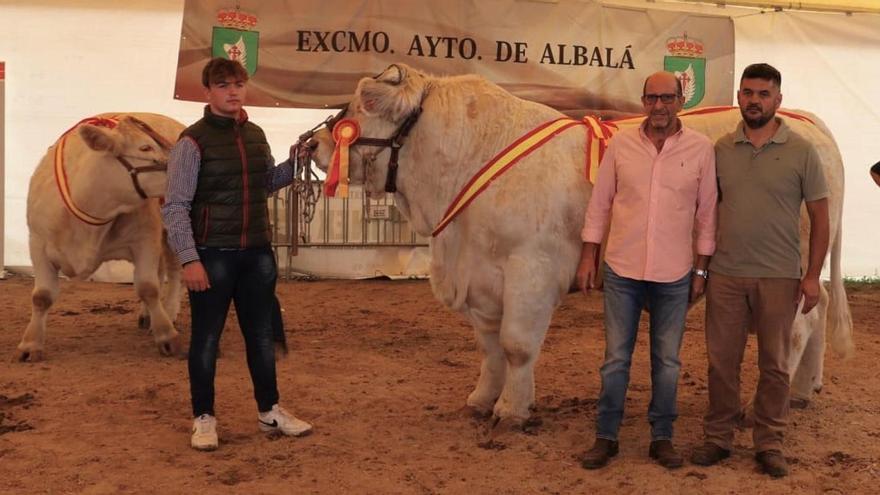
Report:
175,0,734,115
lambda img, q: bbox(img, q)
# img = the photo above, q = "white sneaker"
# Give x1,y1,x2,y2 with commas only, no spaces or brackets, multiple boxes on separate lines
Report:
258,404,313,437
191,414,218,451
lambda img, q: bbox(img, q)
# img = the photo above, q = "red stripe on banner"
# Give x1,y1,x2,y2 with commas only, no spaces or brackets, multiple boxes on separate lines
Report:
674,105,816,126
777,109,815,125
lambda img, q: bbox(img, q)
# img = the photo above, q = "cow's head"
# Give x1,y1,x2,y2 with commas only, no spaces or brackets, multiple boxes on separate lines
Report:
311,63,429,197
78,116,173,199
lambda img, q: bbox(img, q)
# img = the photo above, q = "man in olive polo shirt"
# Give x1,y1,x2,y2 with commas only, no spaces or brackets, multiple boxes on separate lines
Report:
691,63,829,478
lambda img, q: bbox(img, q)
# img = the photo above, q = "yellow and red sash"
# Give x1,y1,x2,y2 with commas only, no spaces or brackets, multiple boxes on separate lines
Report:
429,106,818,237
581,116,619,184
432,117,590,236
54,116,120,226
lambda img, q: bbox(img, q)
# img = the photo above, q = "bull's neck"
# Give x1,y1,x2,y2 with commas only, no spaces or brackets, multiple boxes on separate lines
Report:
393,91,562,238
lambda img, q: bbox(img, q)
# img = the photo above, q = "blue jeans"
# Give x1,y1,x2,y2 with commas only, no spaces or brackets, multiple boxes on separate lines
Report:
596,263,690,442
188,246,280,417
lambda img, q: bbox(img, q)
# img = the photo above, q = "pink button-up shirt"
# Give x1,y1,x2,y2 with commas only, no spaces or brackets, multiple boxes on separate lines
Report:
581,120,717,282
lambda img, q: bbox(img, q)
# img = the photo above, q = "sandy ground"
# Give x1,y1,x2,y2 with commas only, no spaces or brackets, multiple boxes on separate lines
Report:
0,273,878,494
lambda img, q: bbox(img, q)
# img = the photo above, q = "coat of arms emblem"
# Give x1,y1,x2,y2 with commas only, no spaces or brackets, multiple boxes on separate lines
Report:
212,9,259,76
663,33,706,109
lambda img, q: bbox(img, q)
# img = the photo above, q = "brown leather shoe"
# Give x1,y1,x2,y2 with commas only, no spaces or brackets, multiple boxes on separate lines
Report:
756,449,789,478
690,442,731,466
649,439,683,469
581,438,619,469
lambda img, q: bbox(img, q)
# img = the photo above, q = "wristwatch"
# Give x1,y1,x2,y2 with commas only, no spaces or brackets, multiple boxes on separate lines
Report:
693,268,709,279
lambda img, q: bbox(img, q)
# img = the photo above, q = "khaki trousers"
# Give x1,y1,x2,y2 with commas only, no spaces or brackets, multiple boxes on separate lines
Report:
703,272,800,452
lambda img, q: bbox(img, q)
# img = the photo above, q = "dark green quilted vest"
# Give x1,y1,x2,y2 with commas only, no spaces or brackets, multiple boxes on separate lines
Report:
182,106,272,248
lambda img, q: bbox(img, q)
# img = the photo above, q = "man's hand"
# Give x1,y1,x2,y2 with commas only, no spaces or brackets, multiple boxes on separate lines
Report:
797,276,820,314
689,275,706,304
576,242,599,295
183,261,211,292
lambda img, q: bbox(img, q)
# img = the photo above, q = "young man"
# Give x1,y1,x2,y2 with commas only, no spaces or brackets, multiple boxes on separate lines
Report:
691,63,830,478
161,57,311,451
576,71,717,469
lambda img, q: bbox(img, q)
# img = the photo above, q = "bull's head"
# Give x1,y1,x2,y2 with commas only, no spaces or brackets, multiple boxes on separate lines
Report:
311,63,428,198
78,116,173,199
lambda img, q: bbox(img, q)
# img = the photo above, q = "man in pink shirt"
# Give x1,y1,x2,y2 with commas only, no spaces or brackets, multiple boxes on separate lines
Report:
576,71,717,469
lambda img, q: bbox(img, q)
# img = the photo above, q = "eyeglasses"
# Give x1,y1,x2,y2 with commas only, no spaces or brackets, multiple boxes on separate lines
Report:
642,93,680,104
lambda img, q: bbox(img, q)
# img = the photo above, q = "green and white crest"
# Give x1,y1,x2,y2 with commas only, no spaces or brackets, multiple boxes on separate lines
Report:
664,56,705,109
212,27,259,76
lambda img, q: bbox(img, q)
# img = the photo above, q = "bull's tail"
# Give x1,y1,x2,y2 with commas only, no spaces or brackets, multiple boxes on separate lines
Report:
827,215,854,358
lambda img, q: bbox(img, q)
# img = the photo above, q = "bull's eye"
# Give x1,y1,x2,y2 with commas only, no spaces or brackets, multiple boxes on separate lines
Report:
139,145,154,152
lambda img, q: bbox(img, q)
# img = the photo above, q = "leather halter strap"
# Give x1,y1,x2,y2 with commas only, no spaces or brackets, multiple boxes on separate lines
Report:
320,103,424,193
116,116,173,200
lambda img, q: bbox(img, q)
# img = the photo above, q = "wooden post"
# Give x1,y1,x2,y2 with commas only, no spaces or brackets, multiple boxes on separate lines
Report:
1,62,6,277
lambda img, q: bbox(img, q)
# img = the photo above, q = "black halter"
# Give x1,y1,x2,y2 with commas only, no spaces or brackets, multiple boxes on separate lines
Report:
116,117,174,199
313,102,424,193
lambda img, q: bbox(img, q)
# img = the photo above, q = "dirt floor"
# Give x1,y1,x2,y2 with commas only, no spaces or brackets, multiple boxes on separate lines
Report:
0,273,878,494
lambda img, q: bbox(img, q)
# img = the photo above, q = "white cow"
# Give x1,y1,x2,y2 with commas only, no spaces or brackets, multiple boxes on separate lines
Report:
310,64,852,424
17,113,186,362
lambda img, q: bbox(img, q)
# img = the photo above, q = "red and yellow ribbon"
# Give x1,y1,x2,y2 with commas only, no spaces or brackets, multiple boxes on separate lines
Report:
324,118,360,198
427,106,819,238
54,116,120,226
432,117,584,237
582,116,619,184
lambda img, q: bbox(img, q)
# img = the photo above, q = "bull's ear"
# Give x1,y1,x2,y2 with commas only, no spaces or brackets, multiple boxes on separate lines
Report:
79,125,119,153
375,64,406,86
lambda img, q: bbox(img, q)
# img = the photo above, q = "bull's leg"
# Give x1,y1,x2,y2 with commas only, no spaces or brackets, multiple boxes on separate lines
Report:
138,302,150,330
790,285,829,407
466,311,504,415
160,241,183,324
132,245,181,357
492,257,557,423
17,242,59,362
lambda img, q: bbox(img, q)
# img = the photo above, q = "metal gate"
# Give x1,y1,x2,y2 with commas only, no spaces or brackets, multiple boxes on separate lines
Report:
270,181,428,279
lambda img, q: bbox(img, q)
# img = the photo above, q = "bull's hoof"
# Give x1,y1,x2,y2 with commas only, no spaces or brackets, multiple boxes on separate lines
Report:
491,415,527,433
790,397,810,409
461,404,494,421
157,334,184,358
138,314,151,330
15,348,44,363
480,414,536,443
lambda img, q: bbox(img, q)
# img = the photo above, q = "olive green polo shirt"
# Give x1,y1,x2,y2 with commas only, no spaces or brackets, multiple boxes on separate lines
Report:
711,118,829,279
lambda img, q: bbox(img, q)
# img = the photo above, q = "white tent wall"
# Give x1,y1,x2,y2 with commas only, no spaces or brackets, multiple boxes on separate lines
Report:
1,0,878,276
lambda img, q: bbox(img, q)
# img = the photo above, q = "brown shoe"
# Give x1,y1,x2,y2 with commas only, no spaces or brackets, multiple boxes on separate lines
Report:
649,439,683,469
756,449,789,478
581,438,619,469
690,442,731,466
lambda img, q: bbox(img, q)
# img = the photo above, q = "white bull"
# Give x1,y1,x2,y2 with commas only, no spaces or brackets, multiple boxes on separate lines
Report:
310,64,852,424
17,113,186,362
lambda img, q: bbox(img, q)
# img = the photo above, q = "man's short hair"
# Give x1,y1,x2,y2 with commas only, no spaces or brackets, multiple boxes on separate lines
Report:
741,63,782,88
201,57,249,88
